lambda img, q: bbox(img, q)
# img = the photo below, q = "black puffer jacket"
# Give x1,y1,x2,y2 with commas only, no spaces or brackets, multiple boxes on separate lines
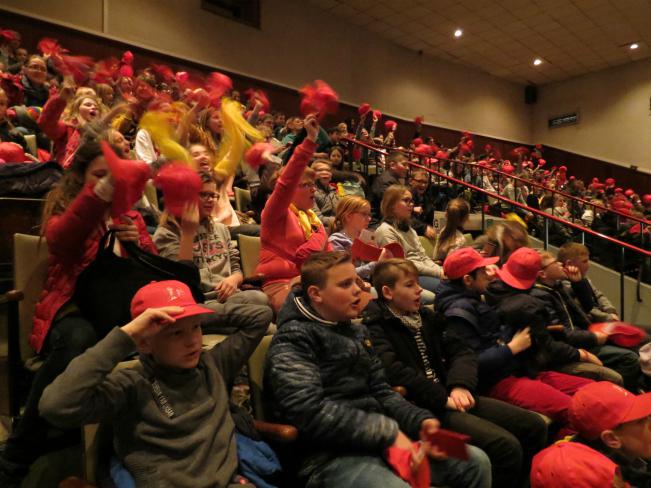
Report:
363,301,478,416
265,292,434,469
486,279,580,376
530,283,597,349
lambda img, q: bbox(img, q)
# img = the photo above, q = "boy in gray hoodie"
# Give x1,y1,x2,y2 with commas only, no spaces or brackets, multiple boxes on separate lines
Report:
39,280,269,487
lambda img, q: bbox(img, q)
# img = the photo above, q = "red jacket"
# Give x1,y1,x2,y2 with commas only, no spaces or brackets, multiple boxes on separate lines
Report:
256,138,331,284
38,94,81,168
31,185,156,353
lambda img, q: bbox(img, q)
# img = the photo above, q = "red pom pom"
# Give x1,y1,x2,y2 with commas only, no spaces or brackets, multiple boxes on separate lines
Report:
56,55,94,84
298,80,339,119
502,164,515,174
535,144,542,150
358,103,371,116
569,176,576,181
100,141,151,217
624,189,635,197
415,144,432,156
205,72,233,106
559,165,567,173
484,144,493,152
151,64,175,83
467,140,474,149
175,71,190,86
187,88,211,109
642,194,651,205
38,38,66,57
435,150,448,159
462,131,471,139
121,51,134,65
414,115,424,125
592,177,599,183
373,110,382,120
155,163,202,217
384,120,397,132
244,142,275,169
538,158,546,167
412,138,423,147
245,88,271,113
605,177,615,186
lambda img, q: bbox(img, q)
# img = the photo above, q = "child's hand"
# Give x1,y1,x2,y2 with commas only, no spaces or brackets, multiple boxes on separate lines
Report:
448,387,475,412
122,306,183,343
419,419,448,460
424,226,437,241
214,275,240,302
564,264,582,282
304,114,319,142
507,327,532,355
110,215,139,243
59,77,76,101
180,203,200,236
593,331,609,345
579,349,603,366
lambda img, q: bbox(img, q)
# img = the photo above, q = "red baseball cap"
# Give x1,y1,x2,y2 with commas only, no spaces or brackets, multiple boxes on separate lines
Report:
495,247,541,290
531,442,626,488
443,247,499,280
588,322,646,348
130,280,213,320
570,382,651,440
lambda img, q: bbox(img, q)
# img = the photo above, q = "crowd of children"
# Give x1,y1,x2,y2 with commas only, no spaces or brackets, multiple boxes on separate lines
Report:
1,26,650,488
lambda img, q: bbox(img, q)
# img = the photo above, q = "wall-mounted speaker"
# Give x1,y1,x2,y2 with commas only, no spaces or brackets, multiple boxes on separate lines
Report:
525,85,537,105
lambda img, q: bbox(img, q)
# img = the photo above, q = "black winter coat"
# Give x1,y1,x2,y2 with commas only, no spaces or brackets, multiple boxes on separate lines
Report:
486,279,580,376
530,283,597,349
363,301,478,416
265,292,434,471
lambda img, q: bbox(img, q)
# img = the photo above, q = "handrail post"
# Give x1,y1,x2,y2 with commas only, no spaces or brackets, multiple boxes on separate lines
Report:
620,246,626,321
544,217,549,250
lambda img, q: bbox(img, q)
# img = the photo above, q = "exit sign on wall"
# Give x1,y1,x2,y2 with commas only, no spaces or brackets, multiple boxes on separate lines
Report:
549,113,579,128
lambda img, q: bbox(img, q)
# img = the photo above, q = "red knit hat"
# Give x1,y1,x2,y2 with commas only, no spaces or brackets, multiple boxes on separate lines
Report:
0,142,29,163
358,103,371,116
588,322,646,348
496,247,541,290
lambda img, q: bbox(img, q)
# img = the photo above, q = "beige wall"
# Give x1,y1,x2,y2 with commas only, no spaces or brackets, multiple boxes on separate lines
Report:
0,0,532,143
533,60,651,173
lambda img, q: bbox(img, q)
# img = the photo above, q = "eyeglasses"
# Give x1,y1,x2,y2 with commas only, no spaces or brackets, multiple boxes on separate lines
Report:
542,260,561,270
199,191,219,200
298,182,317,190
400,197,414,205
412,179,428,185
26,65,47,72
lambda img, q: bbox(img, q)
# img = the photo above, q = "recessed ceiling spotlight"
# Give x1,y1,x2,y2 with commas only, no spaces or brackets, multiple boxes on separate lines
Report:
533,58,543,66
630,43,639,50
454,29,463,38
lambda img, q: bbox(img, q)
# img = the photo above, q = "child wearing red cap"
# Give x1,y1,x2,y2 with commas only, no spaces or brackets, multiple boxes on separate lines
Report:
531,441,628,488
365,257,547,488
569,382,651,486
39,280,267,487
438,247,594,429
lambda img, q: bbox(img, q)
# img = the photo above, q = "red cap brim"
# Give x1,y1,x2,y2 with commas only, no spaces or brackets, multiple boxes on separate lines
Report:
173,304,214,321
495,266,536,290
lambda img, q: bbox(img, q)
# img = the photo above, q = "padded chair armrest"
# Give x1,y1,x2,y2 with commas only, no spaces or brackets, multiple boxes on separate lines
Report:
392,386,407,397
253,420,298,443
0,289,24,304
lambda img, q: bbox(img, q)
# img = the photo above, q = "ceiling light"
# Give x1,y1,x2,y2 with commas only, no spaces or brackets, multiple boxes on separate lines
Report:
630,43,639,50
454,29,463,38
533,58,543,66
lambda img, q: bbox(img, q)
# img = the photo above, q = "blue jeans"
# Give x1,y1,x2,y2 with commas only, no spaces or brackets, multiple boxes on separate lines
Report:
419,276,440,305
306,446,491,488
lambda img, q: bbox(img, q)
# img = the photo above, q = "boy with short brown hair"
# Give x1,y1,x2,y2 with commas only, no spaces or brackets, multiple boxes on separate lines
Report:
39,280,267,487
570,382,651,486
366,257,547,488
266,251,491,488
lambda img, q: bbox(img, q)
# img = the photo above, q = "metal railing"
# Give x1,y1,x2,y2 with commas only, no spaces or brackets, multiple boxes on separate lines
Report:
344,137,650,320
